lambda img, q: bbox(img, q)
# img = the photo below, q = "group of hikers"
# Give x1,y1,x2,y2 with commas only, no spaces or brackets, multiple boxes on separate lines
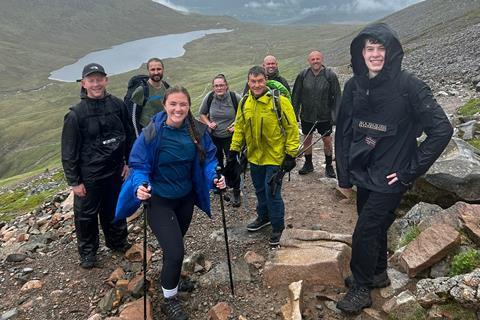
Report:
60,22,453,319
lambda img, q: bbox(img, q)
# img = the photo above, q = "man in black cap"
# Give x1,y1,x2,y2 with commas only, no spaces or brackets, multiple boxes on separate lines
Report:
62,63,135,269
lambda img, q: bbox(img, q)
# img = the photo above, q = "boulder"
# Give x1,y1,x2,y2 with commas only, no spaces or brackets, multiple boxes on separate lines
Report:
119,297,153,320
383,290,426,319
281,280,303,320
457,202,480,245
416,268,480,308
280,228,352,246
263,242,351,288
399,224,460,277
410,138,480,206
207,302,233,320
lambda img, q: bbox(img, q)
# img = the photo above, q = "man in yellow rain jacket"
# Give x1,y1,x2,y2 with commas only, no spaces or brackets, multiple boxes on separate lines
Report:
228,66,299,246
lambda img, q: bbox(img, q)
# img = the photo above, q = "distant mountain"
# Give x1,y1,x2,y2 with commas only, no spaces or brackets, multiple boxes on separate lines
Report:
153,0,423,24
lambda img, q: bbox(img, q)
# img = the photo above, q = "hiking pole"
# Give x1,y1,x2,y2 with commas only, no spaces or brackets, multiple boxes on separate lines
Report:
141,182,150,320
216,166,235,296
297,120,319,152
296,129,332,159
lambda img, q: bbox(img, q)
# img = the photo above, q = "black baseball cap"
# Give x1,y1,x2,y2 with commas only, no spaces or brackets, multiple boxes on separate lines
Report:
82,63,107,78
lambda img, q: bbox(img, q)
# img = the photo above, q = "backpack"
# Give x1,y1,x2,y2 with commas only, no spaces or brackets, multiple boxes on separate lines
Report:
237,88,285,136
205,91,239,114
124,75,170,136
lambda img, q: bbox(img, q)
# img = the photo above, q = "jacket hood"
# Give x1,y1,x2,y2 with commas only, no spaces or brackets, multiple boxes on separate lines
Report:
350,23,403,79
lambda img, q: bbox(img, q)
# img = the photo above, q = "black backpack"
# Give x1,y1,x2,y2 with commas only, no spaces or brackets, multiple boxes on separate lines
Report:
124,74,169,136
205,91,239,114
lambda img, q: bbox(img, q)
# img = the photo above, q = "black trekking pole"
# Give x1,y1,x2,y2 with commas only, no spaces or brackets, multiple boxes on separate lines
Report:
216,167,235,296
141,182,150,320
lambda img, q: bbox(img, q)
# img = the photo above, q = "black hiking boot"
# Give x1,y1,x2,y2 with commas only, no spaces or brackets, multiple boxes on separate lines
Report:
232,189,241,208
298,161,314,175
336,286,372,315
269,230,283,246
80,255,99,269
246,217,271,232
162,296,188,320
325,164,336,178
178,278,195,293
344,271,391,289
108,241,132,254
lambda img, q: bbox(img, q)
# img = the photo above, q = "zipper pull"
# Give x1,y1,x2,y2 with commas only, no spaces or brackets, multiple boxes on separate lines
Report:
366,89,370,96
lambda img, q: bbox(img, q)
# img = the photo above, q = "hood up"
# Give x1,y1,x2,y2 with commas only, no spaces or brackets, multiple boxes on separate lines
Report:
350,22,404,80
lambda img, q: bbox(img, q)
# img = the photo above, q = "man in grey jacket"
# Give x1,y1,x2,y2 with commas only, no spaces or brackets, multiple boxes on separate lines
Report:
292,51,341,178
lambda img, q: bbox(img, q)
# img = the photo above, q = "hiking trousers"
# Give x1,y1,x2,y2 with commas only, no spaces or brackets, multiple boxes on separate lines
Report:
211,135,240,189
250,163,285,232
73,173,128,258
350,187,404,287
148,192,194,290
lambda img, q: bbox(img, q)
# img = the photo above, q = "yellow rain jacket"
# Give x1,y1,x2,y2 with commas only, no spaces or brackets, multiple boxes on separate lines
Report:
230,90,299,166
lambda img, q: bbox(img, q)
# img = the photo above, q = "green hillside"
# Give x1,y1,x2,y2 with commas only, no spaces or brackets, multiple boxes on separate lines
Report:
0,0,357,181
0,0,237,93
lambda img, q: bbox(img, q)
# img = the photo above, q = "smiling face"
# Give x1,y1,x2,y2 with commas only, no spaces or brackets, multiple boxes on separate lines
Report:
147,60,164,83
362,39,386,77
247,73,267,98
81,73,108,99
308,51,324,73
164,92,190,128
263,55,278,76
213,77,228,97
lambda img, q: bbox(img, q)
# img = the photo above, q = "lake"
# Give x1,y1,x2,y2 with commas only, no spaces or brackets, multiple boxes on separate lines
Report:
49,28,230,82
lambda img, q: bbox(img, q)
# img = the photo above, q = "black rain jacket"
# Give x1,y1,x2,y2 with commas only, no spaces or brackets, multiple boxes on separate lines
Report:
61,92,134,185
335,23,453,193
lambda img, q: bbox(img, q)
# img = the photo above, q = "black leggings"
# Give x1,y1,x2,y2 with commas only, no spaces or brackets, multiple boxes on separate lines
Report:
211,135,240,189
147,192,194,290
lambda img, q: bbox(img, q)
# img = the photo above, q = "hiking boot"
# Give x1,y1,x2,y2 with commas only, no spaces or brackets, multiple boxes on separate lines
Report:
232,189,241,208
336,286,372,315
344,271,391,289
162,296,188,320
325,164,336,178
178,278,195,293
269,230,283,246
108,241,132,254
80,255,98,269
298,161,314,175
246,217,271,232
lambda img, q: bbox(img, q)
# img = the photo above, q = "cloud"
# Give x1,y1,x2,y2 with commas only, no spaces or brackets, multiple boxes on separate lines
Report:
352,0,423,12
151,0,189,13
244,1,286,9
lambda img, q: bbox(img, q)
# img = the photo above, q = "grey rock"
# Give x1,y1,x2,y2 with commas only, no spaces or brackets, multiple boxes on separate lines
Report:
430,259,451,278
5,253,27,263
0,308,18,320
198,259,251,287
97,288,115,312
412,138,480,206
457,120,478,140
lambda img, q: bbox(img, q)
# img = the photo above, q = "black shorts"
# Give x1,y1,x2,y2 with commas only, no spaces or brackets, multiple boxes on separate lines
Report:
301,121,332,136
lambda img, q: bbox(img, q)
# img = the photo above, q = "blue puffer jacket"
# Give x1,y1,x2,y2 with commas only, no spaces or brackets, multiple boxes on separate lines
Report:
115,112,218,220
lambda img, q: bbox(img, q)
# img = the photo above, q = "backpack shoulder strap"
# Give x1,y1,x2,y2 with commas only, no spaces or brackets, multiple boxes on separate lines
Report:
229,91,238,112
206,91,215,114
271,89,285,136
162,80,170,89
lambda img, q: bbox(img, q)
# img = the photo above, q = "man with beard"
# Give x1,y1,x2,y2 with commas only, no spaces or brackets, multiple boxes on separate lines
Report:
243,55,291,95
292,50,341,178
130,58,170,132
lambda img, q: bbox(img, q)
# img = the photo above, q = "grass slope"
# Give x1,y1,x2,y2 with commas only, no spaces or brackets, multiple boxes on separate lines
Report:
0,0,236,93
0,22,357,181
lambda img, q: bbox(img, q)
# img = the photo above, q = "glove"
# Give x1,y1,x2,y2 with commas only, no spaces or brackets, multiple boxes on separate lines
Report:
226,151,239,163
281,154,296,172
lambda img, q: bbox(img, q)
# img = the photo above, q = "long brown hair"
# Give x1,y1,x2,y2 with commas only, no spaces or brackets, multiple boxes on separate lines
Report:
164,86,206,163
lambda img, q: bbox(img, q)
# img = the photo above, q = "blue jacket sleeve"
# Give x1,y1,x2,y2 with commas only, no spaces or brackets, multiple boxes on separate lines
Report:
128,131,154,196
203,131,219,188
335,79,354,189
